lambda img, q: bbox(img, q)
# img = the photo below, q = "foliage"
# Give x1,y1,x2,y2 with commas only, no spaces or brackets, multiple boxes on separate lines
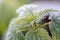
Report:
5,7,60,40
49,14,60,40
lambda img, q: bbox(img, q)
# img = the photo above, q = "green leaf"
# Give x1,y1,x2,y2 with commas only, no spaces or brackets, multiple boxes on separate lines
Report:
8,12,39,31
6,30,25,40
49,15,60,40
25,29,50,40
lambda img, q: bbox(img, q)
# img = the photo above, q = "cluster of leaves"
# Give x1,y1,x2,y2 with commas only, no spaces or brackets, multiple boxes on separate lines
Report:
5,9,60,40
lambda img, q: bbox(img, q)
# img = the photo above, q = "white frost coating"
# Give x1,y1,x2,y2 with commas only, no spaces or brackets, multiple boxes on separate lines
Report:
16,4,41,17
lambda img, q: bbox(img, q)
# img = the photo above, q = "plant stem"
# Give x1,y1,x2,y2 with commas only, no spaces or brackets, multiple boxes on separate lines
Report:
38,22,49,28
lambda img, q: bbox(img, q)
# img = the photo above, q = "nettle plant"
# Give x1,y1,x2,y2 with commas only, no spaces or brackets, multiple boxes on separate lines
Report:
5,4,60,40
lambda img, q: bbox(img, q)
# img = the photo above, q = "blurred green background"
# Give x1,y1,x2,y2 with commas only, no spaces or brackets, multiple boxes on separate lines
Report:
0,0,30,39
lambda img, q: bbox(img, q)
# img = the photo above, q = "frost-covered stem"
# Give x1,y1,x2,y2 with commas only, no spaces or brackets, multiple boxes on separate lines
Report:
38,22,49,28
20,22,50,31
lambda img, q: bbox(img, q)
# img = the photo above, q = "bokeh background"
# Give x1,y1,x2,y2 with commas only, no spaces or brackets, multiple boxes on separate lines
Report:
0,0,60,40
0,0,31,40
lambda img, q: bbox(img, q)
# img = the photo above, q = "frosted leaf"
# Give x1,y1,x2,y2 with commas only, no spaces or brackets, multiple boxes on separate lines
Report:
5,30,24,40
16,4,40,17
49,12,60,40
25,29,50,40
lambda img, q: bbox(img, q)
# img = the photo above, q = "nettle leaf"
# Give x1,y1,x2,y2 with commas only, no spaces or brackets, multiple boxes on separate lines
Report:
5,8,58,40
8,11,42,32
25,29,50,40
5,30,25,40
49,14,60,40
